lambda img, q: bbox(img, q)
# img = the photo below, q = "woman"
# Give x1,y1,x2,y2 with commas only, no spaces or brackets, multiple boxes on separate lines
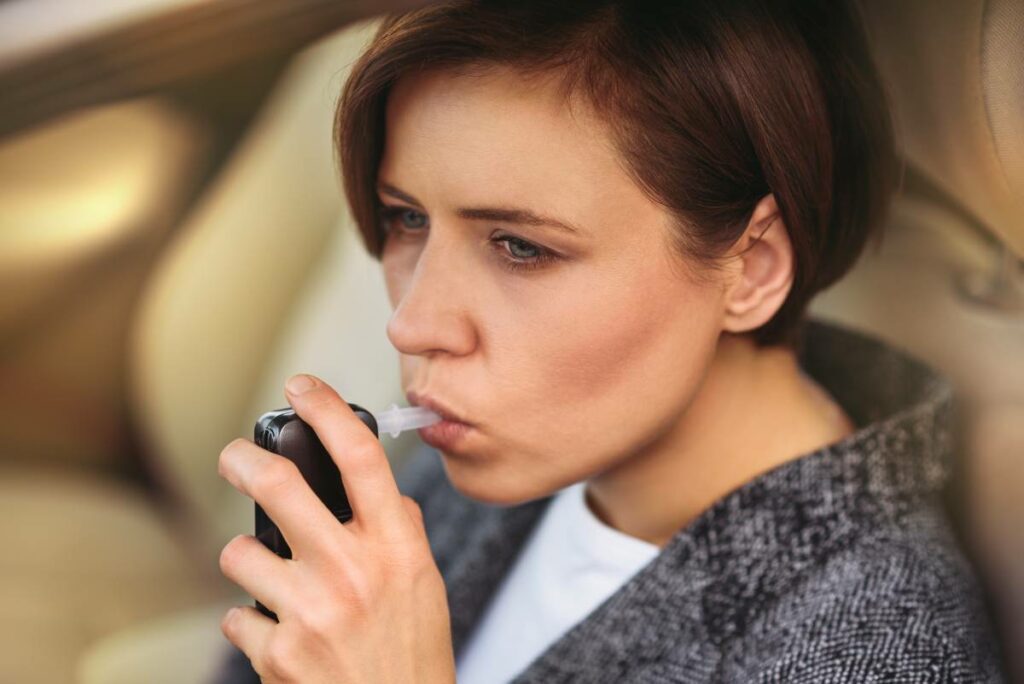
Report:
214,1,1004,681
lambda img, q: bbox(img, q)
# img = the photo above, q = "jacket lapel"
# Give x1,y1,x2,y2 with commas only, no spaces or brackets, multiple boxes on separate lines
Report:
509,526,716,682
439,495,719,682
439,495,553,657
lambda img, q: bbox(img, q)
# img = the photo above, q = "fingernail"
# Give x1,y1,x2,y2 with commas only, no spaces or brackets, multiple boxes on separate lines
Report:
286,374,317,395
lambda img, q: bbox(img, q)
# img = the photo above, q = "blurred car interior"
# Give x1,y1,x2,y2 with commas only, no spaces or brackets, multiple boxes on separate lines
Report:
0,0,1021,682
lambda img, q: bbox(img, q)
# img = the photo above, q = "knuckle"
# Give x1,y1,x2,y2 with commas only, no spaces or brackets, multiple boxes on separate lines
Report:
345,586,375,621
295,601,339,636
264,634,299,680
251,458,298,499
335,567,376,620
347,441,382,472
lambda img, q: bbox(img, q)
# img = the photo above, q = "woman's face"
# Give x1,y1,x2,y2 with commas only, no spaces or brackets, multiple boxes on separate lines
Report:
378,65,728,504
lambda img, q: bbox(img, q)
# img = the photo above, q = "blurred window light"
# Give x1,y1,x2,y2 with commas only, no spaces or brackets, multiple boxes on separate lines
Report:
0,99,186,260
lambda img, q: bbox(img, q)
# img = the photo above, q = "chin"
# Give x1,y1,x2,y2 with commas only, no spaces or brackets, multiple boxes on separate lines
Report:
438,452,553,506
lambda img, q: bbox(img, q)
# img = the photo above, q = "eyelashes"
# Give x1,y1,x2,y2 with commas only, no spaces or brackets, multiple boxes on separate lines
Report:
490,235,559,272
377,204,559,273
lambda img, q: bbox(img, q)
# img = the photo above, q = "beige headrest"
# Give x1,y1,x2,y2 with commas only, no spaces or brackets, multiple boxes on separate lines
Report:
859,0,1024,256
129,21,385,552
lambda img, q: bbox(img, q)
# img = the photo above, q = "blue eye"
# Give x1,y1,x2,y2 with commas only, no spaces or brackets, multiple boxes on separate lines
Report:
378,205,428,234
378,203,559,273
503,237,541,259
399,209,427,229
490,234,558,273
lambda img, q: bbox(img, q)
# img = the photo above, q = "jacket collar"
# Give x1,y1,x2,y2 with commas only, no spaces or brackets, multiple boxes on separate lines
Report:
435,318,954,679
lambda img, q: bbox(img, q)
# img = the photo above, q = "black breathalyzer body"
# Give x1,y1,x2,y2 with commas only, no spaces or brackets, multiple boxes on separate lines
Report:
251,404,378,621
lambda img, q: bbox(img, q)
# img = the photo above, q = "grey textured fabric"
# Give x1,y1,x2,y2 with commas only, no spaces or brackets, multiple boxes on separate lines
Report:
212,317,1006,683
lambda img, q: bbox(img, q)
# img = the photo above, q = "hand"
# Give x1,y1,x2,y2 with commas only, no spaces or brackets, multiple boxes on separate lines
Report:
217,373,455,684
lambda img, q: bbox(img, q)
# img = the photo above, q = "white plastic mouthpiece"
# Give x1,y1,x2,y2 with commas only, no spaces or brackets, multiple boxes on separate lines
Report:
373,404,443,438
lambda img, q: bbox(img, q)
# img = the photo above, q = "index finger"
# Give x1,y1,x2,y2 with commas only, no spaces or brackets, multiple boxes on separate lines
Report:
218,437,352,560
283,373,408,533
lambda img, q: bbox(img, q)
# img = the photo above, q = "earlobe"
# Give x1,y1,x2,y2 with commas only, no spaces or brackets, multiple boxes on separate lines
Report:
722,194,795,334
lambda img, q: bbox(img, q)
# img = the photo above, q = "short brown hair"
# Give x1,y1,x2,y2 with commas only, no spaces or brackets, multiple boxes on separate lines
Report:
335,0,895,347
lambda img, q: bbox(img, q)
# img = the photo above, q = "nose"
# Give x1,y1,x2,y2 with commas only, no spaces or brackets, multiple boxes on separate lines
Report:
386,237,478,358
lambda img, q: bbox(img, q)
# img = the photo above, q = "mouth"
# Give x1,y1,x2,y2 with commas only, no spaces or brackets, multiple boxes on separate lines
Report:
406,390,475,451
405,390,471,425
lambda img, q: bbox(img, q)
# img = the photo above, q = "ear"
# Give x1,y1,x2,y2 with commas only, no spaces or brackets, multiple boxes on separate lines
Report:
721,194,795,335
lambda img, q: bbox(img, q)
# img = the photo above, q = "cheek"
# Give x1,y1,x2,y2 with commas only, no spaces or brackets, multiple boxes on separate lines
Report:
496,261,721,468
527,305,654,397
558,303,699,416
531,267,714,401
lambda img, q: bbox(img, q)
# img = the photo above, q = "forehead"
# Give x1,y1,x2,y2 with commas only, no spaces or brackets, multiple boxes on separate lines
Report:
383,64,609,166
379,65,657,230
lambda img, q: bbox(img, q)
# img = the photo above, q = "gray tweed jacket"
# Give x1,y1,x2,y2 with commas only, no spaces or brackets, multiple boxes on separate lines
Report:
213,318,1006,683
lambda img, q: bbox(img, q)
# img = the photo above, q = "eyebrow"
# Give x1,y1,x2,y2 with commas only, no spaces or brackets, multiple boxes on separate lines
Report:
377,182,582,235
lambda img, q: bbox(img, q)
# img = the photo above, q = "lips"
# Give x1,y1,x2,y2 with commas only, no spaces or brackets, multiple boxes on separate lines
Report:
406,390,475,451
405,390,471,426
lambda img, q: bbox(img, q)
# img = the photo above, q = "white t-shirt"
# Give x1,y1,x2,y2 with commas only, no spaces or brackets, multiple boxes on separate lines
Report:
455,481,661,684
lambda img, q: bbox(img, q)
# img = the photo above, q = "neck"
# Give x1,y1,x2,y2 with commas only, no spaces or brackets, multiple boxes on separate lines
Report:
584,331,855,547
